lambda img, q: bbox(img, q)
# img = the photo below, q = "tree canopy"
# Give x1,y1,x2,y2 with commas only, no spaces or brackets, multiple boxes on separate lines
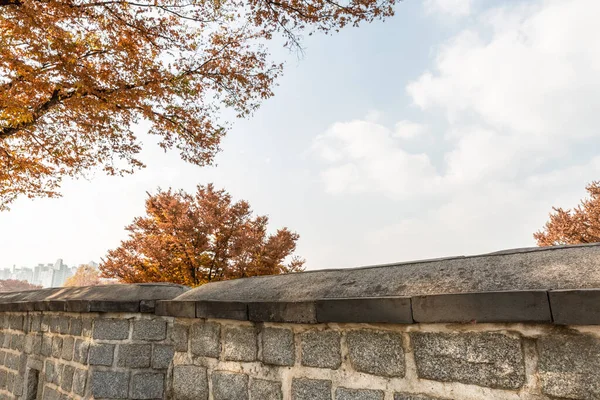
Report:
0,279,41,292
0,0,396,209
101,184,304,286
64,264,104,286
534,181,600,246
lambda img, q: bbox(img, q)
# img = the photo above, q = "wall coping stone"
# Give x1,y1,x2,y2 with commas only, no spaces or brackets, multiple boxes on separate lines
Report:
158,243,600,325
0,283,188,313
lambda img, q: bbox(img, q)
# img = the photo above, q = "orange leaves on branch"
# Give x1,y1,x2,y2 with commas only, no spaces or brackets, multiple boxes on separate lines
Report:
64,264,104,286
100,184,304,286
534,181,600,246
0,0,397,210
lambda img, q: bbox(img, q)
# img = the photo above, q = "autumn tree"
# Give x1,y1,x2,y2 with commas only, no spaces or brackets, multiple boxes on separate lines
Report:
0,279,41,292
64,264,104,286
0,0,397,210
534,181,600,246
101,184,304,286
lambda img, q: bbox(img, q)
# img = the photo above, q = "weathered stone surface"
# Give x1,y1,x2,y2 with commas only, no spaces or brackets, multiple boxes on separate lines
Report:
411,332,525,389
61,336,74,360
190,321,220,358
153,344,175,369
249,378,282,400
155,300,196,318
249,302,317,323
171,244,600,302
537,333,600,399
72,368,87,396
316,298,412,324
412,291,551,323
261,327,295,366
301,330,341,369
172,365,208,400
223,325,257,361
346,330,404,377
88,343,115,366
0,283,188,305
93,319,130,340
51,336,62,358
292,378,332,400
212,371,249,400
70,318,83,336
60,365,75,392
131,372,164,400
196,301,248,320
91,370,129,399
336,388,384,400
73,339,89,364
132,319,167,341
550,289,600,325
117,344,151,368
394,394,450,400
172,323,189,352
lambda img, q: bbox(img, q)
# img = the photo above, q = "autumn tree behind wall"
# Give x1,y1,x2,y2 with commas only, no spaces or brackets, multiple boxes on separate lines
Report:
64,264,104,286
0,0,397,210
0,279,41,292
535,181,600,246
101,184,304,286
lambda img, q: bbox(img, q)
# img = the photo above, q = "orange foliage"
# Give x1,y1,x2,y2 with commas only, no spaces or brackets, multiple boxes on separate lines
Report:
64,264,103,287
0,0,397,209
534,181,600,246
100,184,304,286
0,279,41,292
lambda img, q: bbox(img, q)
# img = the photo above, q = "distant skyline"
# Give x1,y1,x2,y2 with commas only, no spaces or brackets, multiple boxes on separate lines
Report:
2,0,600,271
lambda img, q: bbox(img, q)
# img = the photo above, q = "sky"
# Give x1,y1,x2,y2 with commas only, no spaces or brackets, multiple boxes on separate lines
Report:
1,0,600,270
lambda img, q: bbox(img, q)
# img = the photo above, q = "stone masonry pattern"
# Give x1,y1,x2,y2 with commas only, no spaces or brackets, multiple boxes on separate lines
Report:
0,312,174,400
1,311,600,399
169,318,600,400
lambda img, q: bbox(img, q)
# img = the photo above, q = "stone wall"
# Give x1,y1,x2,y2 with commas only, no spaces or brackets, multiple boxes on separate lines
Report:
0,311,174,400
1,244,600,399
167,318,600,400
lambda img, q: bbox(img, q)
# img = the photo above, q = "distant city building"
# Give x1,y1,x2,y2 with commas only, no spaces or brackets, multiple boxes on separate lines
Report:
0,259,97,288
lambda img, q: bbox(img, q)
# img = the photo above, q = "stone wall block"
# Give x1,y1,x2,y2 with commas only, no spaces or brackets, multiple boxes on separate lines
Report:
117,344,152,368
190,321,220,358
538,333,600,399
91,370,130,399
131,372,164,400
132,319,167,341
223,325,258,362
51,336,62,358
249,378,282,400
60,364,75,392
172,365,208,400
336,388,384,400
292,378,332,400
346,330,405,377
72,368,87,396
411,332,525,390
153,344,175,369
88,343,115,366
301,330,341,369
61,336,74,361
212,371,249,400
172,323,189,352
261,327,295,366
93,319,130,340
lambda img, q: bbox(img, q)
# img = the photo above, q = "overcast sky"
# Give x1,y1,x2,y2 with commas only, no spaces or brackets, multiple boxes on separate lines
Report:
1,0,599,270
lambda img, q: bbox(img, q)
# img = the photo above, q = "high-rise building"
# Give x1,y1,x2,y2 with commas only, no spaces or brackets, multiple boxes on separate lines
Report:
0,259,77,287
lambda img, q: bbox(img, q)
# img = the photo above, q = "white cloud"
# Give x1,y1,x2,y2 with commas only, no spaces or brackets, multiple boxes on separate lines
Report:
394,120,428,139
313,120,439,197
314,0,600,263
424,0,473,17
